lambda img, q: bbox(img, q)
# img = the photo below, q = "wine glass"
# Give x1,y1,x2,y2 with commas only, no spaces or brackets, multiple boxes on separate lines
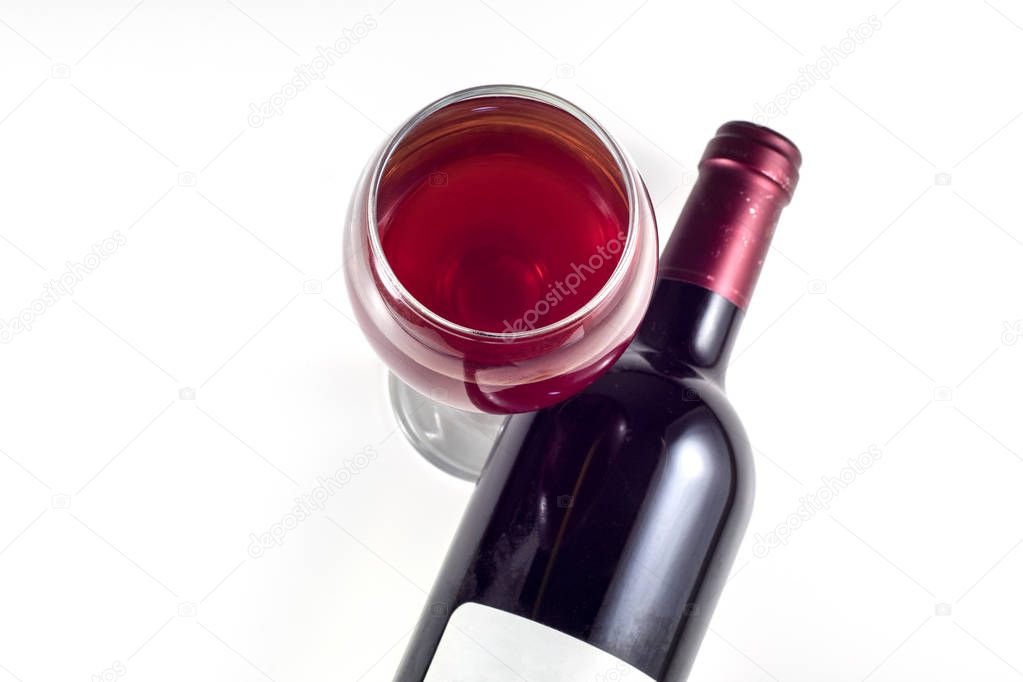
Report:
343,85,657,479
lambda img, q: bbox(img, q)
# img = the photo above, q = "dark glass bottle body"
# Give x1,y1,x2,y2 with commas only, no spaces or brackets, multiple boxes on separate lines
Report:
396,280,752,681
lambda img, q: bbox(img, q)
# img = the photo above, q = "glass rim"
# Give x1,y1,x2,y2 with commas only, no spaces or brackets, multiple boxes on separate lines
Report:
366,84,641,341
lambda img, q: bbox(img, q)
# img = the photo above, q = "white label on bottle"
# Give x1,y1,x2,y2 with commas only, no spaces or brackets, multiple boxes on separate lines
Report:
424,602,655,681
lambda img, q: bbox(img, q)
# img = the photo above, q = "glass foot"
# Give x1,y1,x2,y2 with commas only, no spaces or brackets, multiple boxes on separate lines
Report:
388,373,508,481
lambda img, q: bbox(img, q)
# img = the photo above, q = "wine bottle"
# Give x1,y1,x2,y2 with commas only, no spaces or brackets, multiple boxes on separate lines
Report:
396,121,801,681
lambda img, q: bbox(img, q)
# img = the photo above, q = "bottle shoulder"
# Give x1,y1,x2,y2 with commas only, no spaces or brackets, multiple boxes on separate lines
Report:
565,346,754,477
597,347,743,422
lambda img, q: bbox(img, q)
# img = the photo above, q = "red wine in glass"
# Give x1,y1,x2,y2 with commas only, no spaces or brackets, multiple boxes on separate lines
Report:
344,86,658,477
379,116,629,336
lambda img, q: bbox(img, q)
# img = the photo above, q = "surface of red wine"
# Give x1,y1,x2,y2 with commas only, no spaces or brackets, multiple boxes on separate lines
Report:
378,103,628,334
348,92,657,414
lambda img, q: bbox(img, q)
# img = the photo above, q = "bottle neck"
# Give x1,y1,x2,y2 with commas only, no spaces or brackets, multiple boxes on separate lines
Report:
658,164,787,311
637,129,796,382
636,279,743,383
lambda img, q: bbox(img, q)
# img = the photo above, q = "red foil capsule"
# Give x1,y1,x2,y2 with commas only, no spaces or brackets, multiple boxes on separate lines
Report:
659,121,802,310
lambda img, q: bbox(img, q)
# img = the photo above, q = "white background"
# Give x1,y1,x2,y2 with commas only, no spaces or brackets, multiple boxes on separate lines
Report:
1,1,1022,680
